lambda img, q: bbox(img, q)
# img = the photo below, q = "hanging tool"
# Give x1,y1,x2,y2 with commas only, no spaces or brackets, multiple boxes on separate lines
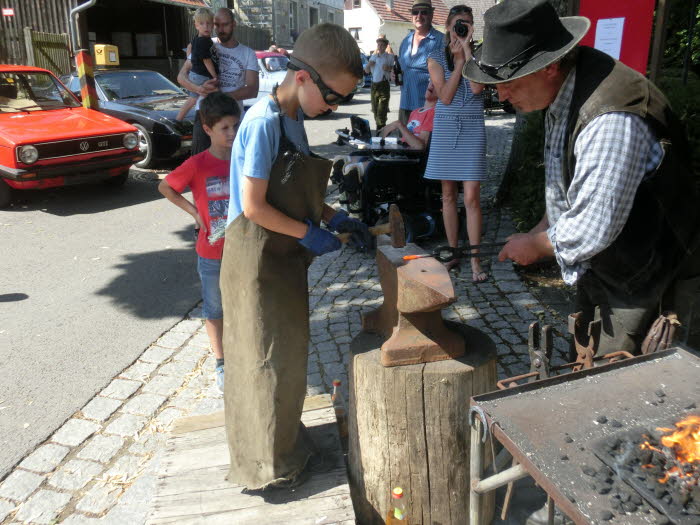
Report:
402,242,506,263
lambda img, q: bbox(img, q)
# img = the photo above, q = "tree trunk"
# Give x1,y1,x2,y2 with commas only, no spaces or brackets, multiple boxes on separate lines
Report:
347,323,497,525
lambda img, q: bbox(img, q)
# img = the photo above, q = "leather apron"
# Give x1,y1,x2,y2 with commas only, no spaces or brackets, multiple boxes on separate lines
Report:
220,101,331,490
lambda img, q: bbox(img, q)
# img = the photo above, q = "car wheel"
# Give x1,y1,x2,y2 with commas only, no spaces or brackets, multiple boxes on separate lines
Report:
104,171,129,186
132,123,154,169
0,180,11,208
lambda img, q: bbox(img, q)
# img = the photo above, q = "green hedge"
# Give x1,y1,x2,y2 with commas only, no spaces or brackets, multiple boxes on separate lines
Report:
501,112,546,232
658,71,700,175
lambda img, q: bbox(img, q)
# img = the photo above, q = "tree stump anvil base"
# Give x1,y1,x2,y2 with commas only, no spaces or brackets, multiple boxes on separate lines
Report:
348,322,497,525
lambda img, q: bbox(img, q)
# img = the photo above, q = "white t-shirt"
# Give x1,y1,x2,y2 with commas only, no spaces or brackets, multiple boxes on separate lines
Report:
196,38,259,110
368,52,394,83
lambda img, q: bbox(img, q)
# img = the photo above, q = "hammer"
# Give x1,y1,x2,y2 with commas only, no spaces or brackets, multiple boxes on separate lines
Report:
336,203,406,248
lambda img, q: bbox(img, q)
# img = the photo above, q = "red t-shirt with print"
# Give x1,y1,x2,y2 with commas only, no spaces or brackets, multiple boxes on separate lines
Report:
405,106,435,139
165,150,230,260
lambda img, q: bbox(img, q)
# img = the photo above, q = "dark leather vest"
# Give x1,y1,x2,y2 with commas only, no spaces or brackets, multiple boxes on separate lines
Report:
562,47,698,295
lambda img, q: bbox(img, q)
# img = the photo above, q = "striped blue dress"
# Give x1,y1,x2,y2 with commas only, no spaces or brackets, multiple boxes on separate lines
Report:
424,49,486,181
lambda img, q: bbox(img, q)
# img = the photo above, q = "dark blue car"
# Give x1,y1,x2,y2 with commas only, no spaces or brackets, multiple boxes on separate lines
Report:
61,69,194,168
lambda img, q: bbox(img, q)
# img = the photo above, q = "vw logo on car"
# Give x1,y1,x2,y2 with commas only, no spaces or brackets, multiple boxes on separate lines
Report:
79,141,90,152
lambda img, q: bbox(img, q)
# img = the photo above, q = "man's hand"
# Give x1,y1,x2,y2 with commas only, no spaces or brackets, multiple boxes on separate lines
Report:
498,231,554,266
200,78,219,95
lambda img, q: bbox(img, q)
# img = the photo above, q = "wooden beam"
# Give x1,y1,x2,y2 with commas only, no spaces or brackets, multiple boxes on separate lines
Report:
649,0,671,83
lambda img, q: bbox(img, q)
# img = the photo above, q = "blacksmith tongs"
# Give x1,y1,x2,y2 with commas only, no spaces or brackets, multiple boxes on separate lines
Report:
403,241,506,263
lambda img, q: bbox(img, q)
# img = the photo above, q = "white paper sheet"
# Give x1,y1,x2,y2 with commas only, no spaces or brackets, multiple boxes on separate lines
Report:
594,17,625,60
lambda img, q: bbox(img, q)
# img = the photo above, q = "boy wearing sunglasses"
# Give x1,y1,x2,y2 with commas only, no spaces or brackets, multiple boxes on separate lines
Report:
219,24,369,491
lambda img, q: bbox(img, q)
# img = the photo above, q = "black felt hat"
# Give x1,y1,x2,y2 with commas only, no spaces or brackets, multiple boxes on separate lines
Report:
462,0,590,84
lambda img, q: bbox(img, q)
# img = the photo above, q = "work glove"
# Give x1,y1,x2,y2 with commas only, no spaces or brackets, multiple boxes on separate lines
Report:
299,219,342,256
327,210,373,252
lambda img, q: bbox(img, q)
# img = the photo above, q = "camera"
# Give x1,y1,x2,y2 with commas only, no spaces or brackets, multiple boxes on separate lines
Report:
453,19,471,38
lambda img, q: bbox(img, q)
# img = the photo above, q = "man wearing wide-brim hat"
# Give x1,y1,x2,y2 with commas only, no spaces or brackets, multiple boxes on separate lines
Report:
366,34,395,129
397,0,444,124
465,1,699,378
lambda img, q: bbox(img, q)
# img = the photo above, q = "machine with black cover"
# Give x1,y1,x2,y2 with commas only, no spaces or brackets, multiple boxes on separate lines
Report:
332,117,448,241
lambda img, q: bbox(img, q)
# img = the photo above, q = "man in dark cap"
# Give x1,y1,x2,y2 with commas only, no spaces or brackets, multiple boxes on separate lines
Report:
463,0,699,366
397,0,444,124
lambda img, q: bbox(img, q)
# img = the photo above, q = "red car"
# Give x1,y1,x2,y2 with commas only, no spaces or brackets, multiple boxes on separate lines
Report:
0,65,142,208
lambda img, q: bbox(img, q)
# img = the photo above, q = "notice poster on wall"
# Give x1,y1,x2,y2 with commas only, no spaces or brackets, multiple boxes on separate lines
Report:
578,0,655,74
594,17,625,59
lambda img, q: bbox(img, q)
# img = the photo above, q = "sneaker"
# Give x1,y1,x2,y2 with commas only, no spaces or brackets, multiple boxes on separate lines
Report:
215,365,224,394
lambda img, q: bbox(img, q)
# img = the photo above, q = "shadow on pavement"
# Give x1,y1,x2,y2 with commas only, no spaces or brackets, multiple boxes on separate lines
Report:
4,174,162,217
95,225,201,320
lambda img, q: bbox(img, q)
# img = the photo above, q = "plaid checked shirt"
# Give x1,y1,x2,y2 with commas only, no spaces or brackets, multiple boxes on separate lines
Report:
544,69,664,285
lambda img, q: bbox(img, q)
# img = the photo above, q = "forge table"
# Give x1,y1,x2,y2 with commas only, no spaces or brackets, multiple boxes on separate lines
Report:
469,347,700,525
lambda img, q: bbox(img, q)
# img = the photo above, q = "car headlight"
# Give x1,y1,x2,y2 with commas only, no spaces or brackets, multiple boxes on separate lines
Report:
18,145,39,165
123,133,138,150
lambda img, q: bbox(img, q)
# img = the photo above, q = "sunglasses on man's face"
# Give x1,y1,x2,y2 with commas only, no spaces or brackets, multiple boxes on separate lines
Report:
288,56,346,105
449,6,472,15
411,9,431,16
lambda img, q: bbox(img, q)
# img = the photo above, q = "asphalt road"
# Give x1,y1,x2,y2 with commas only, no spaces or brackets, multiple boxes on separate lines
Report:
0,86,382,479
0,169,202,478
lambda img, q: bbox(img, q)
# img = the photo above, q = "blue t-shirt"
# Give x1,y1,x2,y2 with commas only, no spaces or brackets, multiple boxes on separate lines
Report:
227,96,309,224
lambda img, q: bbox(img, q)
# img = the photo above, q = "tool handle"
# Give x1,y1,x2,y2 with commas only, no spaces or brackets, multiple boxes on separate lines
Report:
336,222,390,244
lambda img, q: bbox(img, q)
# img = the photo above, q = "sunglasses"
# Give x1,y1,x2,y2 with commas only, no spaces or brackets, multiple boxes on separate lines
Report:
287,56,346,105
449,5,472,15
411,8,431,16
474,43,540,79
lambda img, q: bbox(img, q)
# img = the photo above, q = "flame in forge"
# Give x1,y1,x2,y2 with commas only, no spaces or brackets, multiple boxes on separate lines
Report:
641,415,700,486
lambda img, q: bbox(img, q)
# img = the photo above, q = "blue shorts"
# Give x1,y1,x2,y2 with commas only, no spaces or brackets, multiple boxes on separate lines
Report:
197,256,223,320
187,71,211,98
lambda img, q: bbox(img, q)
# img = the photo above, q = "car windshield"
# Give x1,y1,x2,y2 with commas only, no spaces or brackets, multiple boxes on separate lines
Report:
0,71,80,113
262,56,289,73
95,71,184,101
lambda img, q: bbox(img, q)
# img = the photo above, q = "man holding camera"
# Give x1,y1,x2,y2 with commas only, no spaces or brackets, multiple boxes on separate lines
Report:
397,0,444,125
463,0,699,384
366,35,395,130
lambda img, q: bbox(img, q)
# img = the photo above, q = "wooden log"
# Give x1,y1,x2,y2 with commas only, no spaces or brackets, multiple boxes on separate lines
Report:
348,323,497,525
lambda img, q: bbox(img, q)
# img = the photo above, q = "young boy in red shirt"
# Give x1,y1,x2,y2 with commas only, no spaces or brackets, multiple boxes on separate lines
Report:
158,93,240,393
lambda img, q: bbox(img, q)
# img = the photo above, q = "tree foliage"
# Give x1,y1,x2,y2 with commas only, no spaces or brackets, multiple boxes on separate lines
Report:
663,0,700,75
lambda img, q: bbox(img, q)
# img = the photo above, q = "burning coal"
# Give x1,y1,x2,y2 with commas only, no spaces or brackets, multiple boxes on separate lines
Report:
640,415,700,490
594,416,700,523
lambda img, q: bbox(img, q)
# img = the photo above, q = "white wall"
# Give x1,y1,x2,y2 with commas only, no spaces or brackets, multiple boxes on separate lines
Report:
343,1,382,55
345,4,445,56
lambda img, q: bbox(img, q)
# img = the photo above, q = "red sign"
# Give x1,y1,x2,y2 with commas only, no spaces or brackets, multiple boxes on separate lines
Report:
2,7,14,16
578,0,656,74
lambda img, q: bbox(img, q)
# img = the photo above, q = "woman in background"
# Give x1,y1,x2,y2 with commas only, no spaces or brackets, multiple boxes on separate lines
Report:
424,5,486,281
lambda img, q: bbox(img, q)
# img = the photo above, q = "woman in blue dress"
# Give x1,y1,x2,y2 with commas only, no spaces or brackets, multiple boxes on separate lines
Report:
425,5,487,281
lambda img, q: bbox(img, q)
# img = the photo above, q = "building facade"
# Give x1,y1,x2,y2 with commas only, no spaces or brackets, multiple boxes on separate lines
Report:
344,0,497,56
343,0,448,56
233,0,344,48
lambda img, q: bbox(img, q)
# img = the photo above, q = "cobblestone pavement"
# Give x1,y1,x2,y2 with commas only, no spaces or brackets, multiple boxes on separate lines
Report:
0,107,573,524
